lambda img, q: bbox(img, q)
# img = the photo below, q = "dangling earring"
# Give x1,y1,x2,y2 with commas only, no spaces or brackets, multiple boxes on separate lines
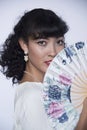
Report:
24,51,28,62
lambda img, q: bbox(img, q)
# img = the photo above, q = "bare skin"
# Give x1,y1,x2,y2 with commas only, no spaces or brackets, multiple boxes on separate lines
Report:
75,97,87,130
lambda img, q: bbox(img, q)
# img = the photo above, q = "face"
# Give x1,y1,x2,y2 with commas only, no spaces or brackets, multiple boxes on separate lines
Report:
25,36,65,76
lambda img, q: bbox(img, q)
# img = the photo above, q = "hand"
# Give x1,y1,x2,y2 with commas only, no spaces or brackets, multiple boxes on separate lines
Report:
75,97,87,130
82,97,87,114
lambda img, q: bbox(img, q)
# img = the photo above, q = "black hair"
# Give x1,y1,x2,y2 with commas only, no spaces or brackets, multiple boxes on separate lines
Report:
0,8,69,84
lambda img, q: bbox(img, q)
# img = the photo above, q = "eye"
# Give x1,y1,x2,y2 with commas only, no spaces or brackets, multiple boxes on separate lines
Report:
37,40,47,46
57,40,65,46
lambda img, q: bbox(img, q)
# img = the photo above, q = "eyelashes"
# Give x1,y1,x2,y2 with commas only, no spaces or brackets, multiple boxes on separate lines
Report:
36,38,65,46
57,40,65,45
37,40,46,46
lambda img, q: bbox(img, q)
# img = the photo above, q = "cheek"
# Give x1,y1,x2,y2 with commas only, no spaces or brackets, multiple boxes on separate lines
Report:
56,46,64,53
28,47,44,61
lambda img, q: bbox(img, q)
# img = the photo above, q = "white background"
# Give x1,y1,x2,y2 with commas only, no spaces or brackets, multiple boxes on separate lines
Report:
0,0,87,130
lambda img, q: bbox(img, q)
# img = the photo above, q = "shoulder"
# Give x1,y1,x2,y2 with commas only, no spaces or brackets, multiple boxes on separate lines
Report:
14,82,44,120
13,82,53,130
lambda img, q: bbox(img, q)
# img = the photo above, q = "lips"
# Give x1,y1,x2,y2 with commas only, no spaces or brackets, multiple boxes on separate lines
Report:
45,60,52,66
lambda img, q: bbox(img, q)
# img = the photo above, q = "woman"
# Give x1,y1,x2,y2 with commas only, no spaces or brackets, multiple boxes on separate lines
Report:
0,8,87,130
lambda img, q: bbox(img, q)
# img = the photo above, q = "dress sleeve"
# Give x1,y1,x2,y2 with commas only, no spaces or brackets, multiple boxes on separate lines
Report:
13,84,53,130
13,95,24,130
13,85,44,130
13,87,34,130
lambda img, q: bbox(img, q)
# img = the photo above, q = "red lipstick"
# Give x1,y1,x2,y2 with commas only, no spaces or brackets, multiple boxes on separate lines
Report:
45,60,52,66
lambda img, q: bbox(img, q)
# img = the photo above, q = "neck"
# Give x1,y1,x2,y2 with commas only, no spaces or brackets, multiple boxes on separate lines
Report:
22,62,45,83
22,69,45,83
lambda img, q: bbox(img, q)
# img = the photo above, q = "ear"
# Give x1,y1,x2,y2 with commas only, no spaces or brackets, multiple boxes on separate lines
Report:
19,39,28,52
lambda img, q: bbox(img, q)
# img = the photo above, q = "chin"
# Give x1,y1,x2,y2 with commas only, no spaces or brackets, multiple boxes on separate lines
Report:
43,68,48,73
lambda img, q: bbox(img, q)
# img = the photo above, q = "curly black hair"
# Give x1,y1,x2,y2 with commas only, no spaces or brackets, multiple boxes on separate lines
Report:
0,8,69,84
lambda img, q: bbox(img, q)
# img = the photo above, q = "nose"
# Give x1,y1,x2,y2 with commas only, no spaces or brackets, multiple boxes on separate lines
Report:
48,44,56,58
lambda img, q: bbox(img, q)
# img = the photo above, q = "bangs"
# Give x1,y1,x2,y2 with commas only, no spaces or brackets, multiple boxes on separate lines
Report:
20,9,69,41
27,11,68,39
29,23,68,39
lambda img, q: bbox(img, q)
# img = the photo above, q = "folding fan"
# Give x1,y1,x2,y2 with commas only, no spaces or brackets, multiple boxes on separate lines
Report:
43,42,87,130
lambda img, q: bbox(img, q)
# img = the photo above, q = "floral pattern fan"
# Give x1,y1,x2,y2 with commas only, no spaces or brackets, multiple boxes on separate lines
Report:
43,42,87,130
